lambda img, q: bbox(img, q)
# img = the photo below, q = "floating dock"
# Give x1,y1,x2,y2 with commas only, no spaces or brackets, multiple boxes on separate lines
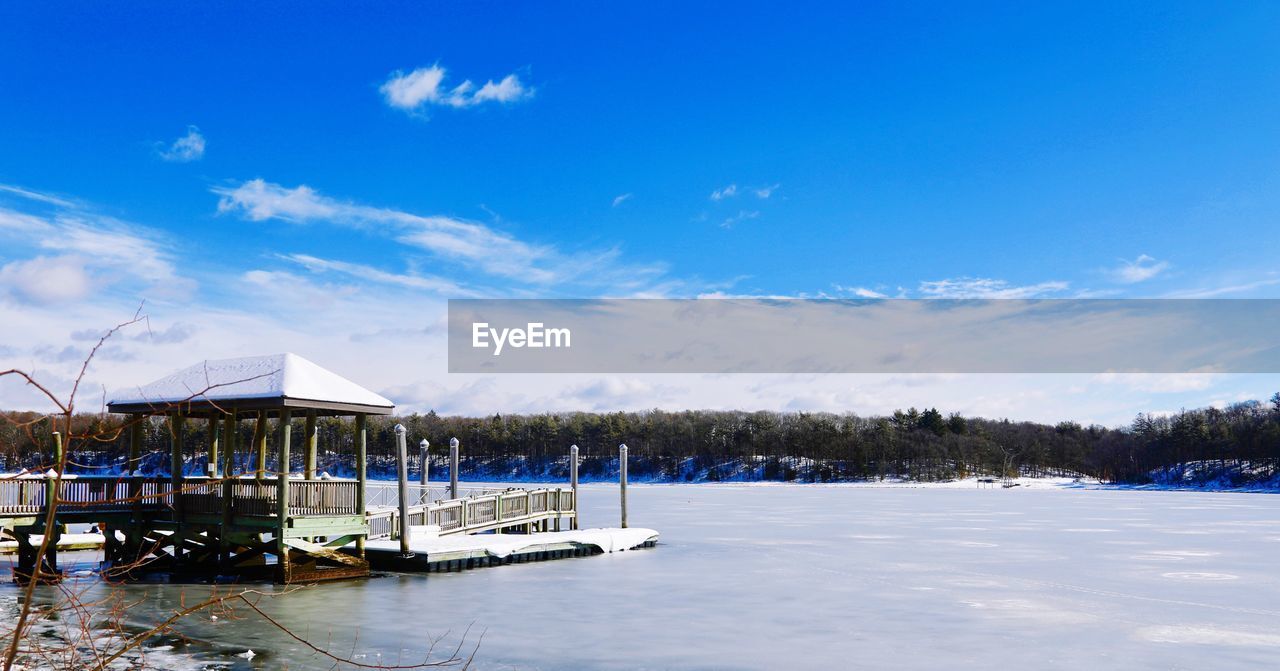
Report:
361,527,659,572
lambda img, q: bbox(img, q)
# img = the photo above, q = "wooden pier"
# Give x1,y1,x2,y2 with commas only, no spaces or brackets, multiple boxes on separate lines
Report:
0,354,578,585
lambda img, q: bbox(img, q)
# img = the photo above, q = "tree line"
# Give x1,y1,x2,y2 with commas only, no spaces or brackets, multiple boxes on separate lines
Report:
3,395,1279,485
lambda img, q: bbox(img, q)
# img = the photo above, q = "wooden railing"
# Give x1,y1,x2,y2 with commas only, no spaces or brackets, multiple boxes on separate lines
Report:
2,478,576,540
289,480,359,516
0,477,172,516
0,477,361,519
367,487,577,540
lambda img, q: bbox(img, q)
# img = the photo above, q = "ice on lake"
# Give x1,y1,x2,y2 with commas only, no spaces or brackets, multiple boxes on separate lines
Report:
95,484,1280,669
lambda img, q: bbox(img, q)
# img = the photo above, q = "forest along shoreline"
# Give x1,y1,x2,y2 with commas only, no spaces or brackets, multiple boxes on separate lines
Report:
5,395,1280,490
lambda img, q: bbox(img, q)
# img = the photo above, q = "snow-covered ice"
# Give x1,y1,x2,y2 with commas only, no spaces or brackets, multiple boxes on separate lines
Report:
20,483,1280,669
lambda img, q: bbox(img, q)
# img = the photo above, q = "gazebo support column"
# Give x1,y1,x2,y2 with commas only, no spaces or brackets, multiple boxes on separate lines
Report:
275,409,293,583
169,412,185,566
207,415,220,478
304,411,318,479
127,416,142,475
355,413,367,559
219,412,237,571
127,416,143,521
254,410,268,480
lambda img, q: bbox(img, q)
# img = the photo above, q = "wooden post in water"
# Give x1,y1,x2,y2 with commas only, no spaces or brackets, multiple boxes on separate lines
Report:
569,444,579,531
275,409,292,582
304,410,318,479
449,437,460,499
394,424,413,556
619,443,628,529
354,413,367,558
419,439,430,487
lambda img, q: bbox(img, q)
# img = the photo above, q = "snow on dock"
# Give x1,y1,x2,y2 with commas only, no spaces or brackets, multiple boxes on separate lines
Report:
360,526,659,572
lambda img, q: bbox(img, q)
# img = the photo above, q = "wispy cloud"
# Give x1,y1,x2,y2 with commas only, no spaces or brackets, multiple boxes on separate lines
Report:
720,210,759,229
612,193,632,208
213,179,671,293
0,184,191,304
281,253,477,296
158,125,206,162
1168,276,1280,298
710,184,738,201
1111,254,1169,283
917,277,1069,299
712,183,778,201
380,64,533,115
0,184,77,208
834,284,888,299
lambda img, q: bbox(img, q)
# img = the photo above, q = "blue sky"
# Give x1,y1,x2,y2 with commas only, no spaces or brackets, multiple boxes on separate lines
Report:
1,2,1278,423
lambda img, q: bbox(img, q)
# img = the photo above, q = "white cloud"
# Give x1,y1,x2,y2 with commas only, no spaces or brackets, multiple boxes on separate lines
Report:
0,255,93,303
213,179,671,293
612,193,632,208
380,64,533,114
917,277,1069,299
1111,254,1169,283
214,180,336,221
710,184,738,201
472,74,530,104
754,184,780,199
158,126,206,162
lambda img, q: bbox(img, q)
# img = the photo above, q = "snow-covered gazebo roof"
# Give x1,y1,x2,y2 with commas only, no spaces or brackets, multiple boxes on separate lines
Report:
107,353,395,416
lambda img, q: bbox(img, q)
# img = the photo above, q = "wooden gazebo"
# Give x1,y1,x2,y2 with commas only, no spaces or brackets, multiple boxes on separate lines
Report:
105,353,394,583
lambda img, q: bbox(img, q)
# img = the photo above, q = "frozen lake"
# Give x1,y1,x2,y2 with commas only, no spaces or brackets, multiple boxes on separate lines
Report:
15,484,1280,669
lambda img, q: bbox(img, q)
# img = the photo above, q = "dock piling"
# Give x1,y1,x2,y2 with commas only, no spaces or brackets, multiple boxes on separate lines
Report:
619,443,628,529
449,437,460,499
419,439,429,486
570,444,579,530
394,424,413,557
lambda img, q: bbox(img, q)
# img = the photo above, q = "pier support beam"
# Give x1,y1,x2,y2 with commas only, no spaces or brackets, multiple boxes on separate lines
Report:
275,409,293,583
